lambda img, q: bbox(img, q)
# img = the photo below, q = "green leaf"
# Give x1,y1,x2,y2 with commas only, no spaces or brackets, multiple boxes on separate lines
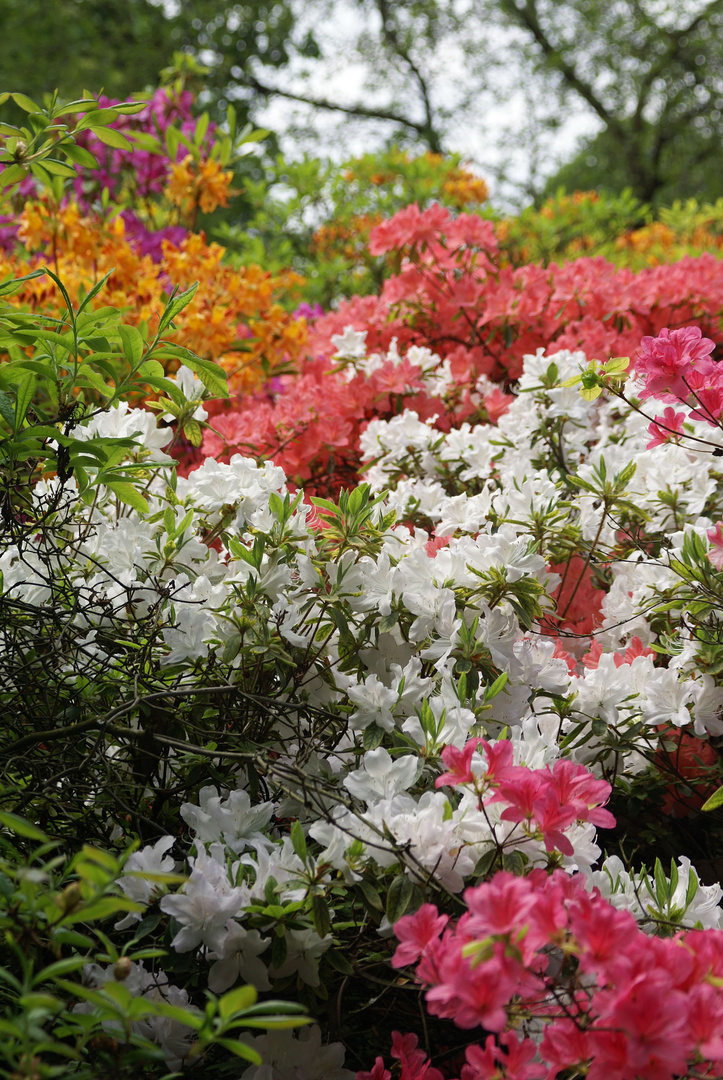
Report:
602,355,630,374
378,612,398,633
79,107,120,127
165,126,181,161
61,143,99,169
19,993,63,1013
653,858,669,907
128,914,161,943
113,102,148,116
669,858,679,899
0,268,45,296
218,984,257,1020
158,282,199,335
233,1016,311,1030
75,370,114,396
357,880,383,912
0,163,28,189
139,375,187,407
0,812,48,841
29,162,52,188
502,850,527,875
310,497,341,517
310,894,332,938
0,389,14,427
290,820,307,861
194,112,210,146
362,724,384,751
325,948,354,975
151,1002,204,1030
40,158,77,178
118,324,144,366
62,897,144,925
701,784,723,811
75,268,115,316
33,957,87,985
57,98,99,115
484,671,508,700
92,126,133,152
137,360,164,379
182,418,203,447
105,482,149,514
385,873,414,923
11,92,41,113
214,1038,261,1064
179,355,228,399
231,1001,308,1017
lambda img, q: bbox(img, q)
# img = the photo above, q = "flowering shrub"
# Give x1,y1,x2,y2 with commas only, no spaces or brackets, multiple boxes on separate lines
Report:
382,869,723,1079
313,203,723,385
225,148,490,307
494,189,723,270
7,273,723,1073
0,90,306,396
6,94,723,1080
200,202,723,495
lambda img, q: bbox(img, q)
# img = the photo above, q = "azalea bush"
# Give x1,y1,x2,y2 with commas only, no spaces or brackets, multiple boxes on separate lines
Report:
219,148,490,307
6,288,723,1075
0,88,307,396
5,86,723,1080
200,201,723,497
494,189,723,271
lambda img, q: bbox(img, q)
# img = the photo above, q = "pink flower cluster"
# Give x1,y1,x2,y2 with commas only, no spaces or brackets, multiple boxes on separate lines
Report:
435,739,614,857
381,869,723,1080
201,206,723,494
358,1031,443,1080
636,326,718,404
635,326,723,469
201,349,479,493
312,204,723,387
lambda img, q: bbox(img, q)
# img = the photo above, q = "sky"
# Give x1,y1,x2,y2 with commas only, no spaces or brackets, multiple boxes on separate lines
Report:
228,1,603,209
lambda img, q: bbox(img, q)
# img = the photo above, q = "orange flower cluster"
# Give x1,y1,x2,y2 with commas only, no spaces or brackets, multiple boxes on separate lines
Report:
496,189,723,270
539,190,600,218
165,155,234,217
4,199,306,392
440,167,489,208
311,213,383,261
614,220,723,265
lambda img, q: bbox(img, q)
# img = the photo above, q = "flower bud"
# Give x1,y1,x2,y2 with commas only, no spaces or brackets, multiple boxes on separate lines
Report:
55,882,83,914
113,957,132,981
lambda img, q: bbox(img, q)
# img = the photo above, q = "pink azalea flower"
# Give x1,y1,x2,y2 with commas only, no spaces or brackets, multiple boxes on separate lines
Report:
392,905,449,969
707,521,723,571
646,406,686,448
635,326,717,402
435,738,482,788
356,1059,391,1080
390,1031,444,1080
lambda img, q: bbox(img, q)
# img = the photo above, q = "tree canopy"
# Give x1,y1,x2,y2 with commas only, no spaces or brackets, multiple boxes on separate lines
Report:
4,0,723,204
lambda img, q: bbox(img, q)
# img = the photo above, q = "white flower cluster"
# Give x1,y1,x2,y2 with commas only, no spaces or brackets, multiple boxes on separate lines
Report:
358,346,723,756
332,326,456,399
10,343,723,1076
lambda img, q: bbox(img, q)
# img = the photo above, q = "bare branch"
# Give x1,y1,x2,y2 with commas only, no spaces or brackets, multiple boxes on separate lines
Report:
374,0,445,153
239,71,444,151
495,0,626,137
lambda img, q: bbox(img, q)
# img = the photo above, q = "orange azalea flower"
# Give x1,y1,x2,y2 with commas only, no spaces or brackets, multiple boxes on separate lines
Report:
2,197,306,395
165,155,234,219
